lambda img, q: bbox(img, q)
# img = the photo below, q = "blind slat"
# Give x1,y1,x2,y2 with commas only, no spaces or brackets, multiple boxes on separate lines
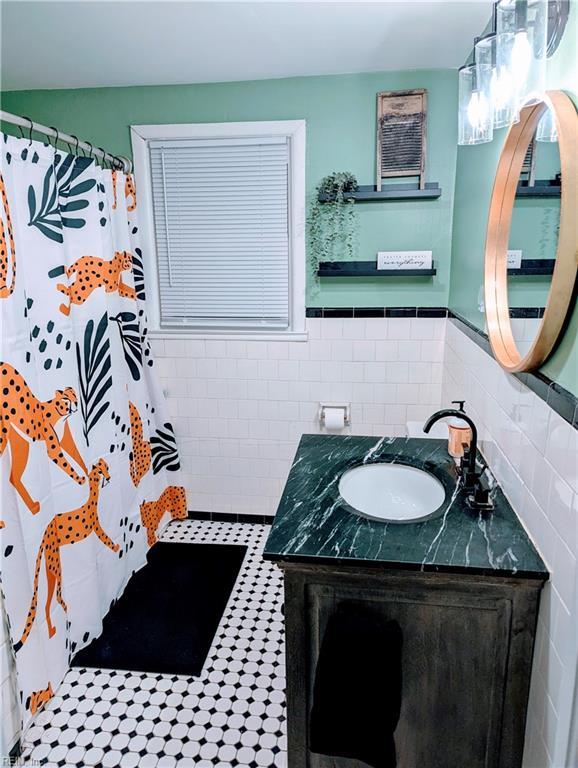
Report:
150,135,290,329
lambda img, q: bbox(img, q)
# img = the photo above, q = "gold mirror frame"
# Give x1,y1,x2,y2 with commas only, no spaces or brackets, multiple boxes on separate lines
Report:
484,90,578,373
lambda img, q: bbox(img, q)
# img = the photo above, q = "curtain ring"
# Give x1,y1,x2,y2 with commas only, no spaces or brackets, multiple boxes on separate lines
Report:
86,141,94,162
70,135,80,156
97,147,108,169
49,127,60,150
23,116,33,146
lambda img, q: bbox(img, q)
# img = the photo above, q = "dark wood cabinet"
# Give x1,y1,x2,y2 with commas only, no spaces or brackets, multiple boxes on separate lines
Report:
281,561,543,768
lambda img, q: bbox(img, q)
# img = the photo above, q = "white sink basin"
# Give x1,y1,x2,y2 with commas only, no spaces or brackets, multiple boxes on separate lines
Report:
338,462,446,522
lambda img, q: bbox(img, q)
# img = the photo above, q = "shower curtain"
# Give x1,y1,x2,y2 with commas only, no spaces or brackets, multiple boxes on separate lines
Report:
0,133,186,733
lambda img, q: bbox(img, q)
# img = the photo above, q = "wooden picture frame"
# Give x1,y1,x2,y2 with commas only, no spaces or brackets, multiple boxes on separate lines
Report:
484,90,578,373
376,89,427,191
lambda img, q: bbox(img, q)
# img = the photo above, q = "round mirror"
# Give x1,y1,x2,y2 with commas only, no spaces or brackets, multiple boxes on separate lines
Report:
484,90,578,372
507,106,561,356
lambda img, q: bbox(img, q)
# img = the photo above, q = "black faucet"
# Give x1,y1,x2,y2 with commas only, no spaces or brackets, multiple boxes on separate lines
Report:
423,408,479,488
423,408,494,511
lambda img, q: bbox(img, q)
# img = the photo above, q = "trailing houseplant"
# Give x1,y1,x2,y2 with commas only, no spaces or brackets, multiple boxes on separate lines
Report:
308,172,358,281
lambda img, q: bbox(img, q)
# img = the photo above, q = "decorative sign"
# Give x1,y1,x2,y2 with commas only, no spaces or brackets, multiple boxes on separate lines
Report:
377,89,427,192
377,250,433,270
507,250,523,269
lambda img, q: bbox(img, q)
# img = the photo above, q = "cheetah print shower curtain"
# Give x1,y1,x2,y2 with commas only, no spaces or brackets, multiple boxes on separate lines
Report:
0,133,187,736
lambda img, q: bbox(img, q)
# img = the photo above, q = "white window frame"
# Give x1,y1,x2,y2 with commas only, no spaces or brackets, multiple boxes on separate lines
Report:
131,120,306,341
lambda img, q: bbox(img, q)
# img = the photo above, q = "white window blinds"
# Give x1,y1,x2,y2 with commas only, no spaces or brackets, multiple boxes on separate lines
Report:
149,136,290,330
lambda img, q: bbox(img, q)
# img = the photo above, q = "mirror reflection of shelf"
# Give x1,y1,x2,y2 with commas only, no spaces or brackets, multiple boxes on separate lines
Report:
507,259,555,276
318,261,436,278
516,179,561,198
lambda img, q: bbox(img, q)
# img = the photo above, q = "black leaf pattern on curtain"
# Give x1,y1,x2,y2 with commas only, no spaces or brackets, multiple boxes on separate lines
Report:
28,155,95,243
110,312,143,381
151,423,180,473
76,313,113,445
132,248,146,301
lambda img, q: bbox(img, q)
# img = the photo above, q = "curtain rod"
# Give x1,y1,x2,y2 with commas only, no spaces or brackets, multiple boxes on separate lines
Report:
0,110,132,173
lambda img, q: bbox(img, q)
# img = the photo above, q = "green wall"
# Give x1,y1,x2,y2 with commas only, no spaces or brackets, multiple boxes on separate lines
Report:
448,4,578,394
1,69,458,309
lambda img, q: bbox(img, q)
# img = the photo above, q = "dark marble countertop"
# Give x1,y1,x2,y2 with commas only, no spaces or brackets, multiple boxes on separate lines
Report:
263,435,548,580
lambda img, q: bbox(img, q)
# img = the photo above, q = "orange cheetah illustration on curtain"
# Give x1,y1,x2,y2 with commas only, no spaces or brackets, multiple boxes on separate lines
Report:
26,683,53,715
57,250,136,316
140,486,187,547
129,401,151,487
0,363,88,514
125,174,137,211
111,171,137,212
0,173,16,298
14,459,118,650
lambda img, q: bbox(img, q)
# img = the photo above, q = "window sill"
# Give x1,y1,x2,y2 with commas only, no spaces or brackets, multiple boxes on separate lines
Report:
148,329,309,342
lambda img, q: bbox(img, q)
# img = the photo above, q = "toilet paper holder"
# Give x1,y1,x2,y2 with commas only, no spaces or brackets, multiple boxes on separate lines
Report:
319,403,351,428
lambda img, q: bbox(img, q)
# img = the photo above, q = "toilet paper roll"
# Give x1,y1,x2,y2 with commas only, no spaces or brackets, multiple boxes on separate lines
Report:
324,407,345,431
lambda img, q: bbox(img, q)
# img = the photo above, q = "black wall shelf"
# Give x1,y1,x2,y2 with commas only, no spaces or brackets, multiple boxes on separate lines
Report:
508,259,555,276
516,180,561,198
318,182,442,203
318,261,436,278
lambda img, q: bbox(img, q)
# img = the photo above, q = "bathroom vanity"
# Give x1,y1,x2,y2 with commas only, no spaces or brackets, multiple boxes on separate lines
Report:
264,435,548,768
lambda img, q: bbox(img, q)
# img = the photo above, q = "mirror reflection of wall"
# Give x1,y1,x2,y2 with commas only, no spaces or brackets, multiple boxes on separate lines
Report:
507,105,560,355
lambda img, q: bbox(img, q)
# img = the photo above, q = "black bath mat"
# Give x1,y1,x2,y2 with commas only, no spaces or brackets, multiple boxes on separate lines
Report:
71,542,247,676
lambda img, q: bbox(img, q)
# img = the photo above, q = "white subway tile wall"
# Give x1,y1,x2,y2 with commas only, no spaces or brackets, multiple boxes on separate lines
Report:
150,317,446,517
443,320,577,768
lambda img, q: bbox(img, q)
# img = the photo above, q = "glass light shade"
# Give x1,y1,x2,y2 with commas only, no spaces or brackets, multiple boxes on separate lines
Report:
458,64,493,145
475,33,518,129
536,106,558,141
497,0,548,107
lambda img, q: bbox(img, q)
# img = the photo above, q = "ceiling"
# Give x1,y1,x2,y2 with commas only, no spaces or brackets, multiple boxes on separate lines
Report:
1,1,492,92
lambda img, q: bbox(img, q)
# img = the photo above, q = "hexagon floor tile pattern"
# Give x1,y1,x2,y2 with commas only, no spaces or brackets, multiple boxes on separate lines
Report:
21,519,287,767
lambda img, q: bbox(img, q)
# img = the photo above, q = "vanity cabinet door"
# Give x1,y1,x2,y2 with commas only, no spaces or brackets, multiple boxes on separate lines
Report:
283,566,541,768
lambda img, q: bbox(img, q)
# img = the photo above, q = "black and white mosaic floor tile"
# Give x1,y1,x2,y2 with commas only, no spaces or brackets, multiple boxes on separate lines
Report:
21,520,286,768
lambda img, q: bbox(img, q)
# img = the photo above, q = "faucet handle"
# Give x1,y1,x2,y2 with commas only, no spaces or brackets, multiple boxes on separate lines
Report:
469,469,494,511
460,447,480,489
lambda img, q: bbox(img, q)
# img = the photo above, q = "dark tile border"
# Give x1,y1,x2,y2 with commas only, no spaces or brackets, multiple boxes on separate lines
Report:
449,312,578,430
447,311,493,354
305,307,448,319
353,307,385,318
305,307,540,320
187,510,275,525
322,308,353,318
547,381,578,426
417,307,449,318
509,307,545,319
385,307,417,318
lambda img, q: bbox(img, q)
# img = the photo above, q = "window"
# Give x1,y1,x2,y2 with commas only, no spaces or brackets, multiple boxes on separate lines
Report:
131,121,306,336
